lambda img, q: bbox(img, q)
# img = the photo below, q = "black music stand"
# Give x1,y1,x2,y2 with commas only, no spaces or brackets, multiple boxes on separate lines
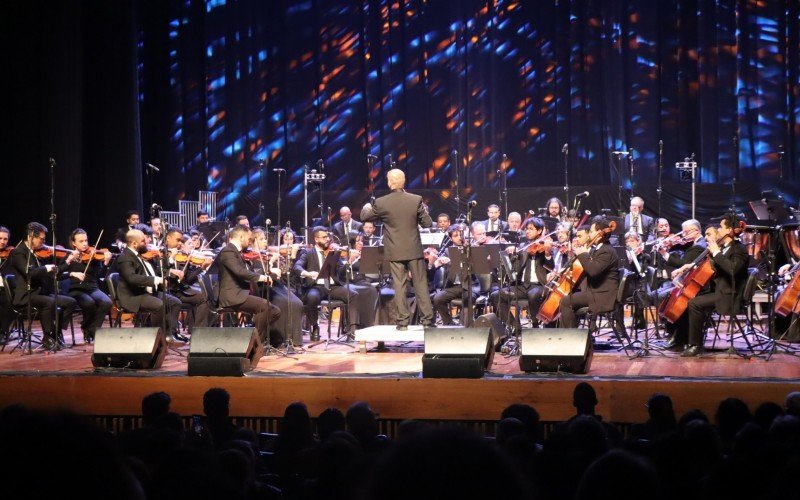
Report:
540,216,560,234
360,246,390,275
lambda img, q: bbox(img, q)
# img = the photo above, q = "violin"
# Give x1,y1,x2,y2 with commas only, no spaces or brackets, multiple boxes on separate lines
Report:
241,249,269,262
79,247,112,263
0,246,14,259
175,251,211,267
139,246,162,261
34,245,70,259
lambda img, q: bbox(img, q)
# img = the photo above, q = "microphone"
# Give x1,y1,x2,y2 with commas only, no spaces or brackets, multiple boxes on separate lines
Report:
468,200,477,208
502,153,508,161
145,162,160,172
49,158,56,167
612,151,629,156
272,168,286,172
264,219,272,226
286,220,291,229
562,143,568,153
367,154,378,160
629,148,635,157
575,191,590,198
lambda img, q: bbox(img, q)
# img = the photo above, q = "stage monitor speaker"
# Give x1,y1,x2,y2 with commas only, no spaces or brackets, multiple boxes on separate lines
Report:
188,327,263,376
474,312,506,348
91,328,167,369
422,326,493,378
519,328,593,374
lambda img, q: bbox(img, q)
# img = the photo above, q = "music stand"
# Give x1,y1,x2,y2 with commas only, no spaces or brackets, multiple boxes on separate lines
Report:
540,216,560,234
360,246,390,275
749,199,792,225
420,232,446,247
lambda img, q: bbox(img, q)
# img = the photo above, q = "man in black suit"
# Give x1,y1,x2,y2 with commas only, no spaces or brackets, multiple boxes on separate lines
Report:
10,222,78,350
362,221,381,247
681,214,750,357
162,228,211,339
64,228,113,343
559,218,621,329
215,225,281,345
493,217,553,332
361,168,436,329
431,224,479,325
482,204,508,234
624,196,655,242
116,229,182,341
294,227,374,340
115,210,141,247
332,206,363,245
0,226,14,342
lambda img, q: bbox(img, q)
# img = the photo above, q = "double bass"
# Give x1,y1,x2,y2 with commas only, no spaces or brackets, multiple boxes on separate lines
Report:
658,221,746,323
536,220,616,324
774,261,800,317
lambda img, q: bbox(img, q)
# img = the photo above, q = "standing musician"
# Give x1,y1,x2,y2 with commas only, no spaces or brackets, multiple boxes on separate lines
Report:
483,204,508,234
493,217,553,331
293,226,374,340
624,197,655,242
558,218,621,330
116,229,182,340
64,228,113,343
251,227,304,346
431,224,479,326
162,227,211,340
679,214,749,357
360,168,436,330
216,225,281,345
0,226,13,341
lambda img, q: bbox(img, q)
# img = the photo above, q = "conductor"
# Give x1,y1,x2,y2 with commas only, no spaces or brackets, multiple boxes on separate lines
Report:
361,169,436,330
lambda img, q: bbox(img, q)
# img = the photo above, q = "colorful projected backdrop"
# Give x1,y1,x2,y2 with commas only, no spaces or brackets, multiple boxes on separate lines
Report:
137,0,799,220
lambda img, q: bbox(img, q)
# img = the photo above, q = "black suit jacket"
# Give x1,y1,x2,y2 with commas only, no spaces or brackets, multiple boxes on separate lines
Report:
116,247,159,312
216,243,261,308
9,243,60,306
293,247,343,288
332,220,363,245
711,240,750,314
624,213,655,241
361,189,432,261
667,237,708,268
511,250,550,286
482,219,509,234
576,244,619,314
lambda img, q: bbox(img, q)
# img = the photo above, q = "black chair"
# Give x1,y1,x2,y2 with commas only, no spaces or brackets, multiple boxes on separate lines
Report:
106,272,152,328
450,273,494,321
578,269,632,355
197,273,245,327
320,299,348,343
1,274,43,353
709,268,766,355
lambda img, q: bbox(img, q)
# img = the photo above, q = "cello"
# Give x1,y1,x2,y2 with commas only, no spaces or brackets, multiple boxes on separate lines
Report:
536,220,616,324
774,261,800,317
658,221,746,323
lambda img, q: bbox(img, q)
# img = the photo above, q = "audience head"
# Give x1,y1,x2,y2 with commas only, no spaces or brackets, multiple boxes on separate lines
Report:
203,388,231,420
573,382,599,415
142,392,172,427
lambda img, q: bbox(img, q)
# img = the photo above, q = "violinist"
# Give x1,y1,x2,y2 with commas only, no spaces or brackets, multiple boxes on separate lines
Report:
506,212,522,232
10,222,78,350
163,228,211,340
432,224,479,326
491,217,553,332
552,222,572,272
679,214,749,357
293,227,372,341
470,222,491,246
63,228,113,343
558,218,623,332
116,229,182,340
0,226,13,342
150,217,164,246
216,226,281,346
250,227,304,346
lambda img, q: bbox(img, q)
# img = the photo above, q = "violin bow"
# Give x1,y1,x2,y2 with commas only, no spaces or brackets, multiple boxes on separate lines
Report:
82,229,104,275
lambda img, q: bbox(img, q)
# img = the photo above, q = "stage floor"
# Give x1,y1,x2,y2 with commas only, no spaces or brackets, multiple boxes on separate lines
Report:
1,319,799,425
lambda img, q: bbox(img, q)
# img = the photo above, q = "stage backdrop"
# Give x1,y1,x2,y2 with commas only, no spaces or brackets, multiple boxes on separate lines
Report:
2,0,799,241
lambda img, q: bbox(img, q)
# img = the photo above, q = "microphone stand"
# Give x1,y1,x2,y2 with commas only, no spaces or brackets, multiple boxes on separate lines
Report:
464,204,475,327
275,166,283,246
628,148,635,199
49,157,61,352
160,248,183,357
562,144,570,207
611,152,624,216
498,154,509,218
452,150,462,220
656,140,664,220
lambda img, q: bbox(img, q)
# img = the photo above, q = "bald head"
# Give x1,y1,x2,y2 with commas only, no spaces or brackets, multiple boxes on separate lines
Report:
126,229,145,246
387,169,405,190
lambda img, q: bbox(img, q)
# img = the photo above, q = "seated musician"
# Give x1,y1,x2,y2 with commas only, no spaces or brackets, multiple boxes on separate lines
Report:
506,212,522,233
162,228,211,340
435,213,451,233
64,228,113,343
678,214,749,357
482,204,508,234
115,210,140,248
558,218,623,332
431,224,479,326
250,227,304,346
10,222,78,350
492,217,552,331
470,222,489,246
293,226,374,341
332,206,363,244
624,231,649,330
235,215,250,229
0,226,12,341
362,221,381,247
657,219,706,349
545,197,566,222
552,222,572,272
116,229,182,340
150,217,165,247
337,232,380,326
216,225,281,345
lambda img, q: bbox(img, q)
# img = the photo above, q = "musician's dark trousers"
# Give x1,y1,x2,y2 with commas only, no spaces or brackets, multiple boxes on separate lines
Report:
390,259,434,326
494,284,545,328
139,293,182,335
173,288,210,332
27,294,76,336
433,285,478,325
68,289,112,337
558,292,589,329
236,294,282,346
267,285,305,345
687,293,717,346
301,285,361,329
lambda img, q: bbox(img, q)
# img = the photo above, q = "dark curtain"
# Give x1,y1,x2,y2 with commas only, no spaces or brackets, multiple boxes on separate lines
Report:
1,0,142,244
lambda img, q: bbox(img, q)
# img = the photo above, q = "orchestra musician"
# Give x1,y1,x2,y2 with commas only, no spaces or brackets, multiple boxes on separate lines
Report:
435,213,452,233
558,218,623,332
150,216,164,246
64,228,114,343
470,222,490,245
552,222,572,272
115,210,141,247
0,226,13,342
162,227,211,340
545,197,566,222
235,215,250,229
482,204,508,234
624,197,655,242
10,222,78,350
362,221,381,247
332,206,363,244
360,168,436,330
492,217,553,331
116,229,182,341
216,225,281,345
623,231,649,330
506,212,522,233
678,214,749,357
431,224,479,326
293,227,374,340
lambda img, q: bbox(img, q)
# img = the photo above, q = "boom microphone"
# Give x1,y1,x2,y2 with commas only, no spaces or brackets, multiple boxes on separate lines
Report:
145,162,160,172
575,191,590,198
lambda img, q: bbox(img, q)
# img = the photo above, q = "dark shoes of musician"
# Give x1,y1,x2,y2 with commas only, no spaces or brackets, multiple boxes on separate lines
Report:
41,334,57,351
84,331,95,344
680,345,704,357
424,323,437,328
171,331,190,343
376,341,388,351
663,336,684,351
309,325,321,342
396,325,408,331
56,333,67,349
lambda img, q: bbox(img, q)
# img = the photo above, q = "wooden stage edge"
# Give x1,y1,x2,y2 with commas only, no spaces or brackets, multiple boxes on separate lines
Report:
1,357,799,425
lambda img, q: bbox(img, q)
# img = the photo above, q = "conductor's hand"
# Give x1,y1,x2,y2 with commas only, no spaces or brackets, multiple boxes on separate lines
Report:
362,202,373,212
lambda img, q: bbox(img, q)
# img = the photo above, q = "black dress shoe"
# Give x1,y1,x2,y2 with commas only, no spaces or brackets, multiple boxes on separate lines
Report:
423,323,437,328
309,325,321,342
396,325,408,331
663,336,679,349
681,345,704,357
56,334,67,349
171,332,189,342
41,335,56,351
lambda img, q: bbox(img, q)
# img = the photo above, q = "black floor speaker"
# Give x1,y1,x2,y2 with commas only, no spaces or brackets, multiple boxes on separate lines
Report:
474,312,506,348
188,327,263,376
518,328,593,374
91,328,167,369
422,326,494,378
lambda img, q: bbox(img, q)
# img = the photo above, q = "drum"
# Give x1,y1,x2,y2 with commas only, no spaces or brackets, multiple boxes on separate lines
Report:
780,223,800,261
741,225,771,261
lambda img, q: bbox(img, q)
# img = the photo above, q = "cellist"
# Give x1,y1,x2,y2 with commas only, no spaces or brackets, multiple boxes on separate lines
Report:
679,214,749,357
